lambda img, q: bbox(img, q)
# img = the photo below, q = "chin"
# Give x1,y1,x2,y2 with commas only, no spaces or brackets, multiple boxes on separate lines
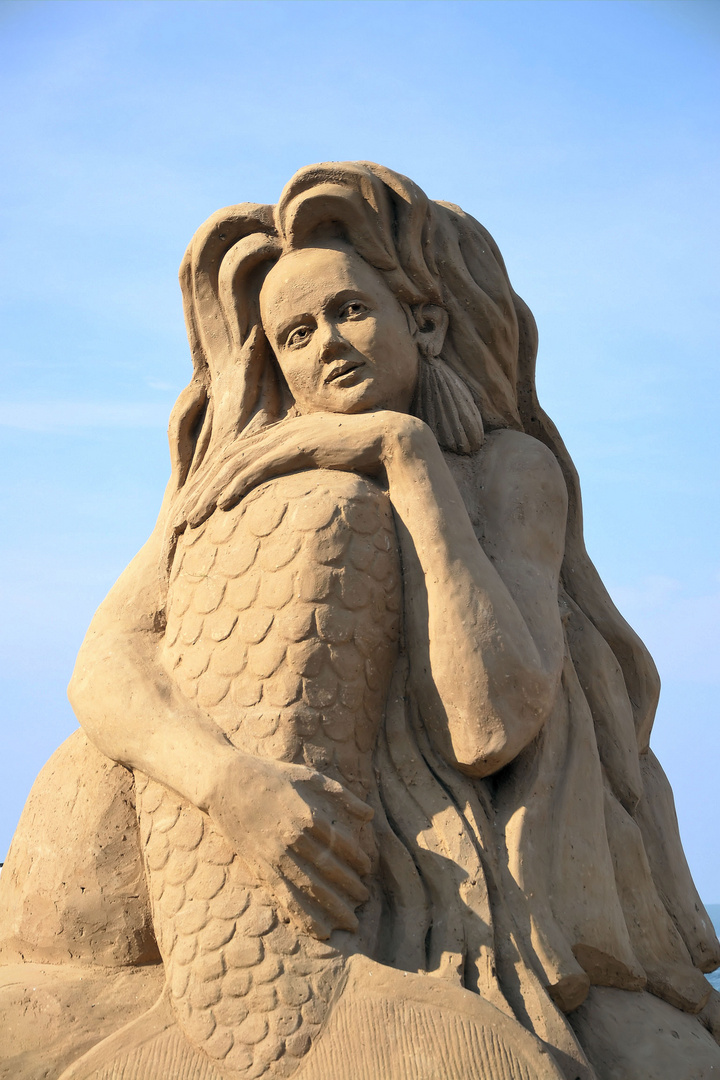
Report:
323,385,384,414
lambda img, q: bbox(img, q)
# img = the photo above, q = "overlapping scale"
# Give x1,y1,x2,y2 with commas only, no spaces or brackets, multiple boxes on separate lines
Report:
137,470,401,1077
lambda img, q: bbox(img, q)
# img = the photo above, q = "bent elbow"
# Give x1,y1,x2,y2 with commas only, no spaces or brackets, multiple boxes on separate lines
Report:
67,639,95,719
67,647,106,735
450,725,517,778
67,625,130,732
450,716,538,778
448,670,558,778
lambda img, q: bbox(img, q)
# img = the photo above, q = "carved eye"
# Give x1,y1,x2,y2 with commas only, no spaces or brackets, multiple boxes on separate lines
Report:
287,325,312,348
340,300,367,319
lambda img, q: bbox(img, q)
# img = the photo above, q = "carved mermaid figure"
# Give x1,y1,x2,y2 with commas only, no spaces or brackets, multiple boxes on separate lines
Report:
1,163,719,1080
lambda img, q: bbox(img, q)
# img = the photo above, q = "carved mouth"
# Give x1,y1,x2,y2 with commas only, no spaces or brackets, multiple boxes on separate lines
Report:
325,361,363,384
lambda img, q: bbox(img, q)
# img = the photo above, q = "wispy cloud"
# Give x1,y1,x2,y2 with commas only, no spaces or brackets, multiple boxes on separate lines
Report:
0,401,169,432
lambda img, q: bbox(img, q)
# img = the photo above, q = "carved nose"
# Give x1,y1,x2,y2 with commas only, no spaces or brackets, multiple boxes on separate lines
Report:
319,326,347,362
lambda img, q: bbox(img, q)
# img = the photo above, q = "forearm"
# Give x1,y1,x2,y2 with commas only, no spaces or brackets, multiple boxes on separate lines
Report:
69,600,239,813
384,426,557,774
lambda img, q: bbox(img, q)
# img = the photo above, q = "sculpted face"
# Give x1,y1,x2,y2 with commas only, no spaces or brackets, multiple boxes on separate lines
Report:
259,245,420,415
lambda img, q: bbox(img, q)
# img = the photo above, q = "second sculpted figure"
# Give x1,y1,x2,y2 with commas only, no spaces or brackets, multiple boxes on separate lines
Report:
1,163,719,1080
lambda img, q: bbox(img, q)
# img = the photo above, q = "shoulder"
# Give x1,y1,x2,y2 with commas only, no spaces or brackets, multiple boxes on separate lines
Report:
454,430,568,567
477,429,567,512
480,428,564,482
442,429,568,549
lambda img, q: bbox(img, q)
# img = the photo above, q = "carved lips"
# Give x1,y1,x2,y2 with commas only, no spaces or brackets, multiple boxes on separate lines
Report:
324,360,364,385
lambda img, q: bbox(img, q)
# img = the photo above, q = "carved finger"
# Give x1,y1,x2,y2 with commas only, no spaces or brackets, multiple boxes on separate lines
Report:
312,774,375,822
278,851,361,933
306,814,373,877
293,831,371,903
184,436,273,525
216,445,314,513
258,862,333,940
185,457,250,525
215,465,263,514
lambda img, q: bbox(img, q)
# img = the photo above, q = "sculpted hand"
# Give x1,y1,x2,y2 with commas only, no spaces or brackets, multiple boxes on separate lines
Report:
184,410,428,527
207,750,374,939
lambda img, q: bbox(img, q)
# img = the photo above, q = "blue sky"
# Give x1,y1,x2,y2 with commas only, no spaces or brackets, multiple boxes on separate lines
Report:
1,0,718,897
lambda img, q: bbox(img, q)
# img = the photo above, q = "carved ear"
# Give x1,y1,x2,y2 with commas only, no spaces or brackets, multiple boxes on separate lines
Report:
412,303,449,359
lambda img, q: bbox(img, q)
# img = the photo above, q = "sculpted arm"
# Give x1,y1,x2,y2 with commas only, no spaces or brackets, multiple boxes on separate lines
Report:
385,424,567,777
68,503,236,813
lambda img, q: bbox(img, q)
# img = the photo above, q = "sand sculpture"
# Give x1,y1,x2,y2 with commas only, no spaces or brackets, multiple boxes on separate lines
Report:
1,162,719,1080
